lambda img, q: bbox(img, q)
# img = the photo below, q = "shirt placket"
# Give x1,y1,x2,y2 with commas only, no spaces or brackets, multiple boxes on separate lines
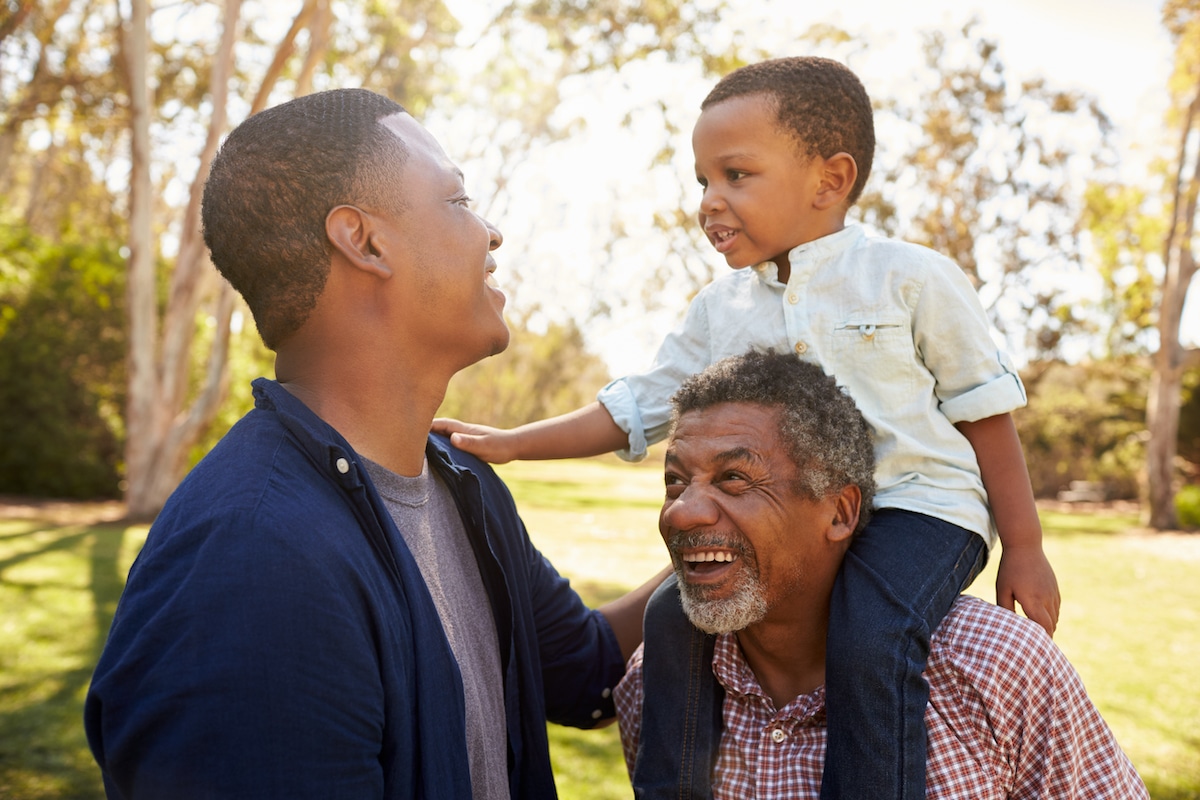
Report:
782,263,814,360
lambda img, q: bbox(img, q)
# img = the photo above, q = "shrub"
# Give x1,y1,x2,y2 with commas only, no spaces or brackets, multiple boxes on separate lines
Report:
1176,485,1200,529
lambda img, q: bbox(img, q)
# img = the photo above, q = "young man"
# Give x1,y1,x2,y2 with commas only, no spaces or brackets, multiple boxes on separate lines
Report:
84,88,663,800
616,349,1147,799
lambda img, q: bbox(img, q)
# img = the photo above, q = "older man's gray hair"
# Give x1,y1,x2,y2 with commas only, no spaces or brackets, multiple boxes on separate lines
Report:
669,348,877,535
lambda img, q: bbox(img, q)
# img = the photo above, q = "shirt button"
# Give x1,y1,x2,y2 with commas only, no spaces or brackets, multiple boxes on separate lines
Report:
601,687,612,699
788,293,799,304
335,457,350,474
770,728,787,743
591,709,603,720
794,341,808,355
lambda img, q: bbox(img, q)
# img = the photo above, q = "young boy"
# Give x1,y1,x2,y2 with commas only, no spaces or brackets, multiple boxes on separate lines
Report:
435,56,1060,798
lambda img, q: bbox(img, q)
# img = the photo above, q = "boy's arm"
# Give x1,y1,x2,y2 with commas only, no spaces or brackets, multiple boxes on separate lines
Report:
955,412,1061,636
432,402,629,464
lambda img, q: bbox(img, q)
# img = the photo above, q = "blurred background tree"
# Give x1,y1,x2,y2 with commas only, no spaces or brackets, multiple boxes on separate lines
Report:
0,0,1196,527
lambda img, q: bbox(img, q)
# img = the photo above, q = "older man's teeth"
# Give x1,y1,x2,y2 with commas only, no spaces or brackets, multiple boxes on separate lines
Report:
683,551,735,563
485,273,499,288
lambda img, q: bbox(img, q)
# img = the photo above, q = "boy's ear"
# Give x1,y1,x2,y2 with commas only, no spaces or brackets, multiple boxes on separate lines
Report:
815,153,858,210
326,205,393,279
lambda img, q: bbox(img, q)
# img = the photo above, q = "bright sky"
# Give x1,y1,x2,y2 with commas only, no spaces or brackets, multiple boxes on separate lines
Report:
452,0,1186,375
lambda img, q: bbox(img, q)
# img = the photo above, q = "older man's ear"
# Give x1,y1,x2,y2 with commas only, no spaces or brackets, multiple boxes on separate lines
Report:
828,484,862,543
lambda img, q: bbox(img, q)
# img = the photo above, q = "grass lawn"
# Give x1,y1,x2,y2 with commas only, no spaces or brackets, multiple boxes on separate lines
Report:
1,455,1197,799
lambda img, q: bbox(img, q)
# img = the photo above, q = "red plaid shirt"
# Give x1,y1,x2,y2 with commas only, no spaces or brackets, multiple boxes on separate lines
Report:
615,596,1147,799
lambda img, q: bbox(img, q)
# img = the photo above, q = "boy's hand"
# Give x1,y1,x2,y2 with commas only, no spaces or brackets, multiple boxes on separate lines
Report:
995,544,1061,637
431,418,518,464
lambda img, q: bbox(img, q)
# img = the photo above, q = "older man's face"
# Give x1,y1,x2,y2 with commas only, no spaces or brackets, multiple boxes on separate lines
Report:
659,402,846,634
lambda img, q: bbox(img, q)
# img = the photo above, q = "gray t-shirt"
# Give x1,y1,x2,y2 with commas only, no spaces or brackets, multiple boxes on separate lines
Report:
363,457,509,800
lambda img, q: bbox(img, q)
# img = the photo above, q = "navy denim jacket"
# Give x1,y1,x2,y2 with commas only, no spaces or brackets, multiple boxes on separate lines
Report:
85,378,625,799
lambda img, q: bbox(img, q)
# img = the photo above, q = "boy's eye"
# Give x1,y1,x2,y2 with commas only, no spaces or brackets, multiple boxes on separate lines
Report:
726,169,747,181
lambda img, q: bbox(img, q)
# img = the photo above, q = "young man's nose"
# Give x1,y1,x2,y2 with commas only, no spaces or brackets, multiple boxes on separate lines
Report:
485,218,503,250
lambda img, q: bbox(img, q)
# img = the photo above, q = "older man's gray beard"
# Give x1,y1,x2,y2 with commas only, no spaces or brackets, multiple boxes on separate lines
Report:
669,533,769,634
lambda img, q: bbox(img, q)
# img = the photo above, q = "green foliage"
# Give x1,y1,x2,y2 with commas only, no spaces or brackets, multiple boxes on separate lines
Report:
1081,182,1164,357
186,310,275,469
1176,485,1200,528
438,317,612,427
1180,366,1200,468
0,225,126,499
857,22,1116,363
1016,360,1147,499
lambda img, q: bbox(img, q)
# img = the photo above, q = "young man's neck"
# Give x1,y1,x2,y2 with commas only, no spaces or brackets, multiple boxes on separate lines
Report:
276,346,450,478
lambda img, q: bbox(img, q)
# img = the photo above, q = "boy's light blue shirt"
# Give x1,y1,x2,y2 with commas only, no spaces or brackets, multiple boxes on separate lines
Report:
598,224,1026,547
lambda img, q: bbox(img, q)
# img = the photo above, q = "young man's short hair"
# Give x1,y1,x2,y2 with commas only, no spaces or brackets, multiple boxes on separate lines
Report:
202,89,408,349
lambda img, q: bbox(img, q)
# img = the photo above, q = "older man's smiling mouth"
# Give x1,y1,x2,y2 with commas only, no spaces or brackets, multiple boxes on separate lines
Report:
679,548,741,582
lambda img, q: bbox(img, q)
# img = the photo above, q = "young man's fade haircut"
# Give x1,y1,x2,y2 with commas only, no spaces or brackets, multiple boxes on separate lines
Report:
668,348,877,536
201,88,410,349
701,56,875,206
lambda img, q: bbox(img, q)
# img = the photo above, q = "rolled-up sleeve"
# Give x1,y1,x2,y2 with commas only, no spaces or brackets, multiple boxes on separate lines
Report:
913,259,1027,423
597,294,715,461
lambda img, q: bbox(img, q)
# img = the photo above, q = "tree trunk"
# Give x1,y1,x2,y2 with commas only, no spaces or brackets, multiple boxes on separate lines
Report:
120,0,243,520
119,0,327,519
1146,80,1200,530
121,0,160,520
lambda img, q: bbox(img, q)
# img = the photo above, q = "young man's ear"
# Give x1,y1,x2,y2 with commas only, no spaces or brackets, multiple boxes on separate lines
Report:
326,205,393,278
814,153,858,210
827,484,862,544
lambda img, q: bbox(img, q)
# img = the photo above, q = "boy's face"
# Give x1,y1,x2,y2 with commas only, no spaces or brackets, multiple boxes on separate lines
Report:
692,95,837,280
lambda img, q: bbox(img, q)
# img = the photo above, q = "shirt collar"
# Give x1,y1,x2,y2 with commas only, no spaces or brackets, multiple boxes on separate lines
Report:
712,632,827,724
751,223,864,286
250,377,463,489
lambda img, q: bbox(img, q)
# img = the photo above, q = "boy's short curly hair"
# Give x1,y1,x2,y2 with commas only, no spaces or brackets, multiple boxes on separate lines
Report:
201,88,408,349
702,57,875,205
669,348,876,535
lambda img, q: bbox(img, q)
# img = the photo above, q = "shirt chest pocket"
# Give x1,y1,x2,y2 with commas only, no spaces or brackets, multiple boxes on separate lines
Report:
829,312,916,396
832,311,910,345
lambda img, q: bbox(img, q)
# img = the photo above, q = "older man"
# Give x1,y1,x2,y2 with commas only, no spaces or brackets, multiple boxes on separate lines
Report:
615,349,1147,799
85,88,663,800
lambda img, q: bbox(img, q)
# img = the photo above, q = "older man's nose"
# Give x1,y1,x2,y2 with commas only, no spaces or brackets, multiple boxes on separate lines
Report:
662,483,721,530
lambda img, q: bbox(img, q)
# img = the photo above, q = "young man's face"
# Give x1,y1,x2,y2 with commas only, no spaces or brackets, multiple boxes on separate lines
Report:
692,94,833,281
374,113,510,369
658,402,848,635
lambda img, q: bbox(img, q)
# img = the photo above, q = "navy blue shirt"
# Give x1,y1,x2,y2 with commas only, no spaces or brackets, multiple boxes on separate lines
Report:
85,379,624,799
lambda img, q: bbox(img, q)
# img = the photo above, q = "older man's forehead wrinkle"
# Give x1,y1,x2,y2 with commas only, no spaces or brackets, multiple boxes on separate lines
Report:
714,446,764,466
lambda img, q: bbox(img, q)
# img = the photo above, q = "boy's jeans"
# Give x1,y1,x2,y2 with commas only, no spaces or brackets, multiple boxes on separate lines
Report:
632,509,987,800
